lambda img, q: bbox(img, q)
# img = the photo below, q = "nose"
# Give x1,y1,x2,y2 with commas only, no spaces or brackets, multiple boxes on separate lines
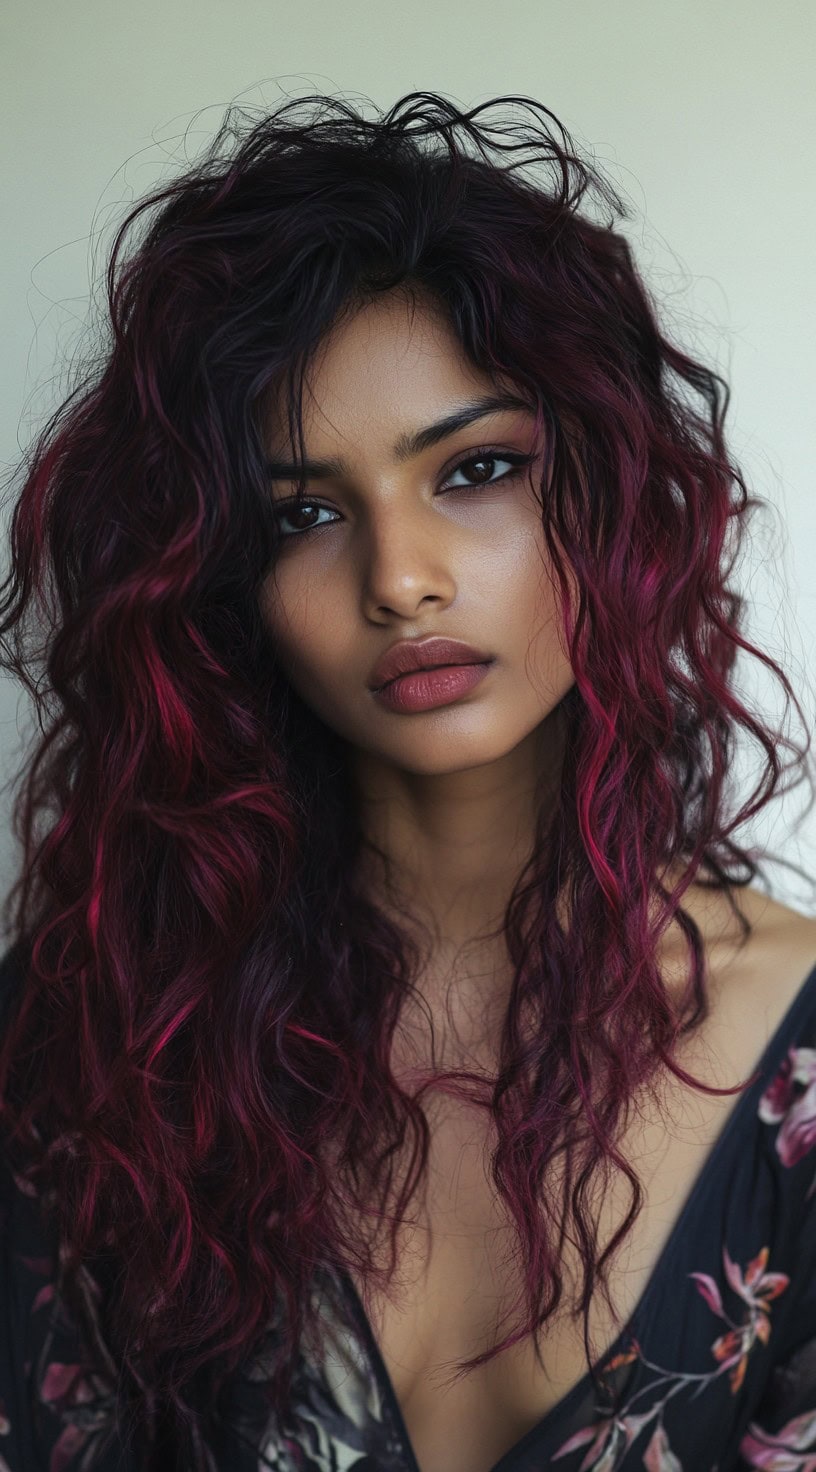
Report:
360,502,457,620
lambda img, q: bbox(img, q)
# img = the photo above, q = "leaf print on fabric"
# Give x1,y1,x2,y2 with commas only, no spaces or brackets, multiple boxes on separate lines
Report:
739,1407,816,1468
15,1244,123,1472
690,1246,789,1394
551,1245,789,1469
551,1408,656,1471
758,1045,816,1196
240,1269,411,1472
642,1423,683,1472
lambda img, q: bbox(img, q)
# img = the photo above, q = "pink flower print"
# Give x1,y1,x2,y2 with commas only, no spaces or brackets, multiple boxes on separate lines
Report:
690,1245,789,1394
759,1046,816,1186
739,1406,816,1469
551,1408,656,1471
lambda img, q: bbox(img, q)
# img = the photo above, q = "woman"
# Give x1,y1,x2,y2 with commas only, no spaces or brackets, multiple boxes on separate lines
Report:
0,88,815,1472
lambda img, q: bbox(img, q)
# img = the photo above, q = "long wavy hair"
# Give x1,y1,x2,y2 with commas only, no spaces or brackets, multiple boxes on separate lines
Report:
0,88,813,1466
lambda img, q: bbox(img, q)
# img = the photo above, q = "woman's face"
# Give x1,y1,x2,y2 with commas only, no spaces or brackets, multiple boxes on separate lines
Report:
258,289,576,778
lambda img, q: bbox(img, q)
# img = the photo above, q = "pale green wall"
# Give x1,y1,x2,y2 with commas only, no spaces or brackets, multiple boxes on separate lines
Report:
1,0,814,912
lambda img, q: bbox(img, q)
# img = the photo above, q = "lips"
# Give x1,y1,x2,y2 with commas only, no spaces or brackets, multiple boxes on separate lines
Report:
368,636,494,691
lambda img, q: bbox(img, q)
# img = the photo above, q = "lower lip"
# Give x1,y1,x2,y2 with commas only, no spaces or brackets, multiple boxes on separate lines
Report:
372,661,494,713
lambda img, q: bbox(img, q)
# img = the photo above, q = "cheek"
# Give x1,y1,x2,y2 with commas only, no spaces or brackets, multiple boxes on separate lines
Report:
258,569,311,671
488,519,558,620
520,518,578,632
258,565,346,688
507,533,576,689
260,557,318,634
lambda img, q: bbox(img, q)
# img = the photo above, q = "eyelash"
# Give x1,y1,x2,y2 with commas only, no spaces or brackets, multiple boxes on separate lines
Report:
271,446,537,541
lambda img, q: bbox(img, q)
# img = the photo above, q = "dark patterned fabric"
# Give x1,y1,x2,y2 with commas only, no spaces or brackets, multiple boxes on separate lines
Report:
2,943,816,1471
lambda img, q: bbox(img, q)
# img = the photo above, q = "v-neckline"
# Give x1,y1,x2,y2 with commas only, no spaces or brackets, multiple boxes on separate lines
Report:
335,956,816,1472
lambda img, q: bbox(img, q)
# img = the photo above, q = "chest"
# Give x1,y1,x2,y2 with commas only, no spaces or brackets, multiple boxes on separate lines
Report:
332,881,816,1472
348,1065,745,1472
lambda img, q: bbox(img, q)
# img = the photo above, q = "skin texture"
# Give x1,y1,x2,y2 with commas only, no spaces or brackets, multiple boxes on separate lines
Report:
255,288,762,1061
256,292,816,1472
258,289,577,1046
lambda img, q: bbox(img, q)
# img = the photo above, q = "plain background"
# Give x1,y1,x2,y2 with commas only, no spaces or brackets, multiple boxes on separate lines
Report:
1,0,814,926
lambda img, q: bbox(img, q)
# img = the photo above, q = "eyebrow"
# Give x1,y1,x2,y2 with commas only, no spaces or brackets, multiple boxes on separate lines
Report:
264,392,534,481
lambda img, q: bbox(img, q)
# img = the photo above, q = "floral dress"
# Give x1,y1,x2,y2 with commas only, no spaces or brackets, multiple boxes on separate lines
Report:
2,942,816,1472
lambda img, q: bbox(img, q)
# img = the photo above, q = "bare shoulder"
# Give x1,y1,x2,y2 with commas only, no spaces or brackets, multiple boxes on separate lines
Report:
724,883,816,1032
674,879,816,1084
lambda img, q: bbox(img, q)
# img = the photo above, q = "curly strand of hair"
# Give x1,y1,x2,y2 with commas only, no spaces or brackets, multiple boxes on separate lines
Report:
0,87,813,1466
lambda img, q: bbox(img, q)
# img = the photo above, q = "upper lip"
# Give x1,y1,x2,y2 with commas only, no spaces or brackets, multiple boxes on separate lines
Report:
368,636,494,691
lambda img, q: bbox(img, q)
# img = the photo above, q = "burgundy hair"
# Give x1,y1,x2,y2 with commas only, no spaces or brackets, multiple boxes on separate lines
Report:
0,89,813,1465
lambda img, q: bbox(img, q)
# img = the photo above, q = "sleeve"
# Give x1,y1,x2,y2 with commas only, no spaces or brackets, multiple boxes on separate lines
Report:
0,942,133,1472
0,938,42,1471
0,1150,50,1472
735,1090,816,1467
736,1332,816,1467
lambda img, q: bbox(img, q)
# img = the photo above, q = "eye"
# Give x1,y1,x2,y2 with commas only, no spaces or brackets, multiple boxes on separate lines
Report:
441,449,535,493
271,447,536,540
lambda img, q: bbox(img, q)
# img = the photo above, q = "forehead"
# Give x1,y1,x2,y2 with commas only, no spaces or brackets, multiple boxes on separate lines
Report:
263,290,531,456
